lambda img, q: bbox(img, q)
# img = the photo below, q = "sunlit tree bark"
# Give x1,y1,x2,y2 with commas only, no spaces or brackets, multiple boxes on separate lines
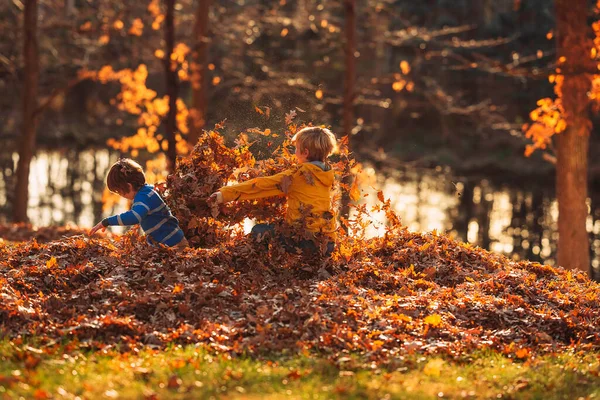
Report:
554,0,592,274
14,0,39,223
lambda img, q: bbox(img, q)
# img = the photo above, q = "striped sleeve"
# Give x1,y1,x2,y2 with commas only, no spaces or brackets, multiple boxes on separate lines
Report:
102,199,151,227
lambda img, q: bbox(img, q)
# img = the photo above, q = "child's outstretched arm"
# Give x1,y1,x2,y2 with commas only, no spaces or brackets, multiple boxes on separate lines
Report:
214,170,294,203
89,201,151,236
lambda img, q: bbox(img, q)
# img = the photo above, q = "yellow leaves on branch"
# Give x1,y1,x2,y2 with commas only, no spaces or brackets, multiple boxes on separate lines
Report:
392,72,414,93
79,21,92,32
392,80,414,92
590,75,600,108
115,65,157,115
89,63,191,156
112,20,124,30
148,96,169,117
148,0,164,30
178,69,189,81
110,97,189,155
548,74,564,98
391,61,414,92
400,60,411,75
171,43,190,63
96,65,116,83
152,15,165,31
129,18,144,36
392,80,406,92
86,32,197,159
593,22,600,55
524,95,565,157
148,0,161,16
145,153,169,183
526,18,600,156
176,99,190,134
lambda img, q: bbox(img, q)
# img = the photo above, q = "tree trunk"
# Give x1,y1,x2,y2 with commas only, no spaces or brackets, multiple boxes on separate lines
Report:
164,0,179,172
554,0,592,274
14,0,39,223
65,0,76,16
340,0,356,226
188,0,211,146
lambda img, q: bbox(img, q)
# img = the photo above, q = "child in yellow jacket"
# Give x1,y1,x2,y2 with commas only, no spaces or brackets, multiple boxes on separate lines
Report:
209,126,338,256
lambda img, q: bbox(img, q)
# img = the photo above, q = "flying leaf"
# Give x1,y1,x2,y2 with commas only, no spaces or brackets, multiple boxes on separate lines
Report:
349,179,361,202
285,110,297,125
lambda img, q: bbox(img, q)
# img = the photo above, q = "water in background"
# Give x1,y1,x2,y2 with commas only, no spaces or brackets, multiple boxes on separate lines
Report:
1,149,599,278
0,149,128,229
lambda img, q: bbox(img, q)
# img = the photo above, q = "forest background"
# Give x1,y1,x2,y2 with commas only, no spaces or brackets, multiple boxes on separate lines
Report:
1,0,600,278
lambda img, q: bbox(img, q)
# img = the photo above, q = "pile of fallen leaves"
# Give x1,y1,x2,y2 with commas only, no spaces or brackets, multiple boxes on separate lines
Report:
162,122,358,247
0,224,98,243
2,125,599,362
1,227,599,363
162,125,296,247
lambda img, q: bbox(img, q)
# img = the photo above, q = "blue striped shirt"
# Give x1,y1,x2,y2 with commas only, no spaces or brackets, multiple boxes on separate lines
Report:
102,184,185,247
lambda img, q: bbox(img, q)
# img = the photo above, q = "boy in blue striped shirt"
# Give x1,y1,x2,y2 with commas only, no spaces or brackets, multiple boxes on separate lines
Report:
89,158,188,248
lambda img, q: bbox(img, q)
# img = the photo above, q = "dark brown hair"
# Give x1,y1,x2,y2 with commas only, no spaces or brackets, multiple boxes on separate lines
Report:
106,158,146,194
292,126,337,162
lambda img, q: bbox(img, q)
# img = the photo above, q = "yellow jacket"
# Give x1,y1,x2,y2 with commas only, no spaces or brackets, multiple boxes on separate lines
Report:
219,162,337,240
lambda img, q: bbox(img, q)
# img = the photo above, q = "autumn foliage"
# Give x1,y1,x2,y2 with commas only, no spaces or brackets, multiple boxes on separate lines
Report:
2,125,600,362
524,3,600,156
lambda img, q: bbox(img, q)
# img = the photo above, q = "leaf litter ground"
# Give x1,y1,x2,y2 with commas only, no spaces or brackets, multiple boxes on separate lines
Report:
1,226,599,364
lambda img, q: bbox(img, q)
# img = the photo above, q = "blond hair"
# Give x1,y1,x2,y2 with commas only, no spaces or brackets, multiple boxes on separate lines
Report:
292,126,337,162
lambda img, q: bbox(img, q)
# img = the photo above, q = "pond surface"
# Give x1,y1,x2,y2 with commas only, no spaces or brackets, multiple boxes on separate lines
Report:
1,149,599,279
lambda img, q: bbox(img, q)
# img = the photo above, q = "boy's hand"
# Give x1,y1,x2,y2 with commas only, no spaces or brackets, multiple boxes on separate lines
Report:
207,192,223,218
89,222,106,236
208,192,224,204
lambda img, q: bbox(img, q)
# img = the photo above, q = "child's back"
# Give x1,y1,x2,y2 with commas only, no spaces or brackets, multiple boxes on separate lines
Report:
89,158,187,248
219,160,337,238
104,183,184,246
212,126,338,254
